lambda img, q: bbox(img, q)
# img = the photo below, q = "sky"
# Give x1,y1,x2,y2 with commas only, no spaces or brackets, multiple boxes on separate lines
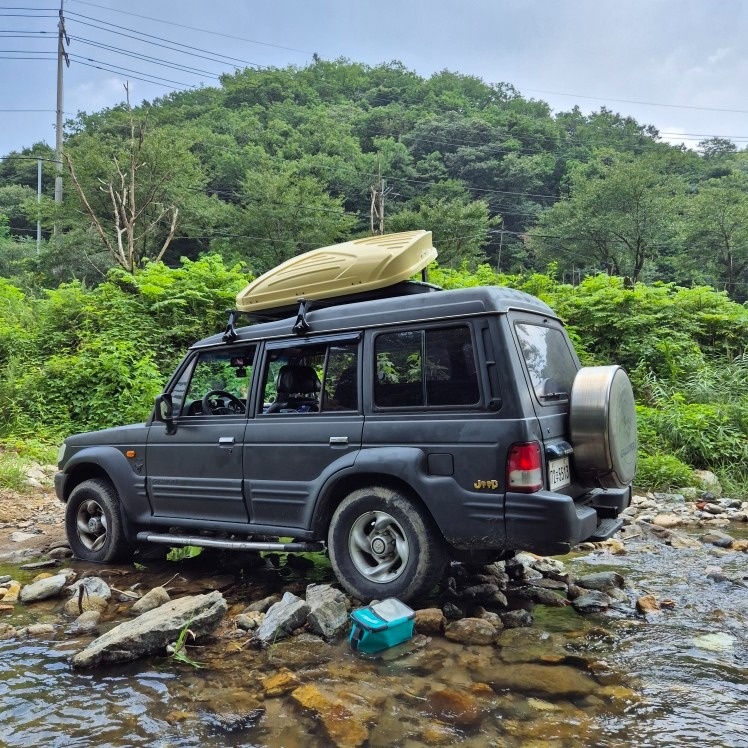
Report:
2,0,748,158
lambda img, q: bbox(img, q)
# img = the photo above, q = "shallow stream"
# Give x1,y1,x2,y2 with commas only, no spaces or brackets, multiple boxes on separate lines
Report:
1,528,747,747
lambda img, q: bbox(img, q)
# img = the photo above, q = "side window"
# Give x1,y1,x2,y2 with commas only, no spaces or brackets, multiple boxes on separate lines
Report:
259,340,359,415
323,343,359,411
181,347,255,416
515,323,577,403
374,327,479,408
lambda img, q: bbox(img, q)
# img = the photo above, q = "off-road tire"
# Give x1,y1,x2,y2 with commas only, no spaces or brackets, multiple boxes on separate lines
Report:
65,478,135,563
328,486,447,603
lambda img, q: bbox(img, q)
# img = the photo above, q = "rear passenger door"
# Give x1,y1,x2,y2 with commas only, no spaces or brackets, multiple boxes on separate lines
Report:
363,323,502,519
244,335,363,530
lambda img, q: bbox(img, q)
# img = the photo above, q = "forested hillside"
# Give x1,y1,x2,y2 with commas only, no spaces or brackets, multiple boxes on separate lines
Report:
0,60,747,494
2,59,748,297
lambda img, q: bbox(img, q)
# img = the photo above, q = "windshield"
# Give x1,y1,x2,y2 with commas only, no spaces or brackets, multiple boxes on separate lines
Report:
515,322,578,403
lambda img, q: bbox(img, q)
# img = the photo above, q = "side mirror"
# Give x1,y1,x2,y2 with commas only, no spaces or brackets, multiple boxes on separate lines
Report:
154,394,176,435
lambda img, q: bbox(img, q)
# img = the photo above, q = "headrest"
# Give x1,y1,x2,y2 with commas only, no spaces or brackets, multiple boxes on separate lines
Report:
276,365,320,395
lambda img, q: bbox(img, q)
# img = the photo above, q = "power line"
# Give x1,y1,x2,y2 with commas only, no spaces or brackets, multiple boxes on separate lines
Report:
72,58,197,89
67,0,314,55
70,35,224,78
66,12,265,69
519,86,748,116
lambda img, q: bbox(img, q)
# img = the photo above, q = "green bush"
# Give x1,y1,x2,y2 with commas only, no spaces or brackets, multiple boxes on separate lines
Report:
635,454,695,493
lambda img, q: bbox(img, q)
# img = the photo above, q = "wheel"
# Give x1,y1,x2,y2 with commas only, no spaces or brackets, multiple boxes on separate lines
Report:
328,486,447,603
65,478,135,563
202,389,245,415
569,365,638,489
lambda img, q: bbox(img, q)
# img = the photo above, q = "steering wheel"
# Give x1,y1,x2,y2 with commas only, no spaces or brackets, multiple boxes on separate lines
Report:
202,390,245,415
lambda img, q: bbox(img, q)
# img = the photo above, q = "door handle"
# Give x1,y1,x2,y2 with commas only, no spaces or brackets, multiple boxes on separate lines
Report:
218,436,235,447
329,436,349,446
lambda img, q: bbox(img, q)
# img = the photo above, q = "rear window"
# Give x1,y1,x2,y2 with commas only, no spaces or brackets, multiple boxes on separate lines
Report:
515,323,577,403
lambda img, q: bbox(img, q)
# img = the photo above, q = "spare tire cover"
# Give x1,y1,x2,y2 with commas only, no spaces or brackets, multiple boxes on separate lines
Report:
569,365,637,489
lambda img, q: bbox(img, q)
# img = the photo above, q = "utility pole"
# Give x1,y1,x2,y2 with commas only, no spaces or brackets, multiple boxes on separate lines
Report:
37,157,42,254
369,161,391,236
54,0,70,221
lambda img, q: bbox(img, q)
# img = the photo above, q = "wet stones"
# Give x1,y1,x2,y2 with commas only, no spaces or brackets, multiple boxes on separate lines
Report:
255,591,310,645
131,586,170,615
444,617,497,645
18,573,69,603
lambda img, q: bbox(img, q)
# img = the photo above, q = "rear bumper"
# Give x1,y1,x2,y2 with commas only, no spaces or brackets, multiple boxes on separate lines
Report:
504,486,630,556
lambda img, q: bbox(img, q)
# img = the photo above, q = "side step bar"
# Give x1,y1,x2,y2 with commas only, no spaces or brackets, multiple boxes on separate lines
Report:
137,532,324,553
587,517,624,542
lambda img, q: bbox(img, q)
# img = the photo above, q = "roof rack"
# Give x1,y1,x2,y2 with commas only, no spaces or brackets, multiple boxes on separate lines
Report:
222,279,441,342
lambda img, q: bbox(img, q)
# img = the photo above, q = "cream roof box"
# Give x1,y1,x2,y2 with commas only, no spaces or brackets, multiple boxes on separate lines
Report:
235,230,437,313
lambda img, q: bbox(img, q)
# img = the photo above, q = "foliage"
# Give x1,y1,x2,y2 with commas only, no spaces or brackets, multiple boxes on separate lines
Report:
634,454,695,493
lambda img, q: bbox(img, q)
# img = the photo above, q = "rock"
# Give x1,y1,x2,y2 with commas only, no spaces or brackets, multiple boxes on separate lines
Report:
0,604,13,615
47,546,72,559
262,668,300,697
267,633,333,667
0,575,10,585
667,531,701,549
500,609,533,628
571,591,611,613
636,595,661,615
427,688,485,728
68,577,112,601
442,602,463,620
653,514,681,529
730,539,748,552
475,608,503,632
575,572,624,592
131,586,170,615
19,559,60,570
64,594,108,616
305,584,348,639
235,613,259,631
256,591,310,645
601,538,627,555
9,531,38,543
693,470,722,497
703,503,725,515
518,586,568,607
244,594,280,613
485,663,597,698
70,591,227,668
1,581,21,603
19,573,68,603
291,684,368,747
415,608,446,635
700,530,734,548
23,623,56,637
67,611,102,635
444,618,496,645
0,623,17,640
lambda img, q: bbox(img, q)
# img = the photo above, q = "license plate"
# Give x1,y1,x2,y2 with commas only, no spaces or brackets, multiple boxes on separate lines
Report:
548,457,571,491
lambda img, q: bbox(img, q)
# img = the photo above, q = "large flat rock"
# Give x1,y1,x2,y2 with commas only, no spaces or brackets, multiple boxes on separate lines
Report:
70,591,227,669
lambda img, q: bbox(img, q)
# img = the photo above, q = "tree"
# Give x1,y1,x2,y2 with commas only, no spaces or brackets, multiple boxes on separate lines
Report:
64,85,184,273
681,174,748,300
531,156,683,283
228,167,356,272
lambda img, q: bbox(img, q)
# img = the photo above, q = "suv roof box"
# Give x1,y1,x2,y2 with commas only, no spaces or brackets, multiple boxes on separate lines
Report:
235,230,438,315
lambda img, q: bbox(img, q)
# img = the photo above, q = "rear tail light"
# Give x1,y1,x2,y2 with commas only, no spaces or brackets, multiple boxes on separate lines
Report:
506,442,543,493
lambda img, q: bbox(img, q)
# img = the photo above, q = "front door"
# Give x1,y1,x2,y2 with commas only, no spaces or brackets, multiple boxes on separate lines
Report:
244,337,363,531
146,346,256,524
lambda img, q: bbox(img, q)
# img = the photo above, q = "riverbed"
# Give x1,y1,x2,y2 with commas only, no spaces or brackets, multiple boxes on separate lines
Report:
1,527,747,747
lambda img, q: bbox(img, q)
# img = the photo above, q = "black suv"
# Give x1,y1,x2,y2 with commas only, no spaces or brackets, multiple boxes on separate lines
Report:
56,277,636,602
